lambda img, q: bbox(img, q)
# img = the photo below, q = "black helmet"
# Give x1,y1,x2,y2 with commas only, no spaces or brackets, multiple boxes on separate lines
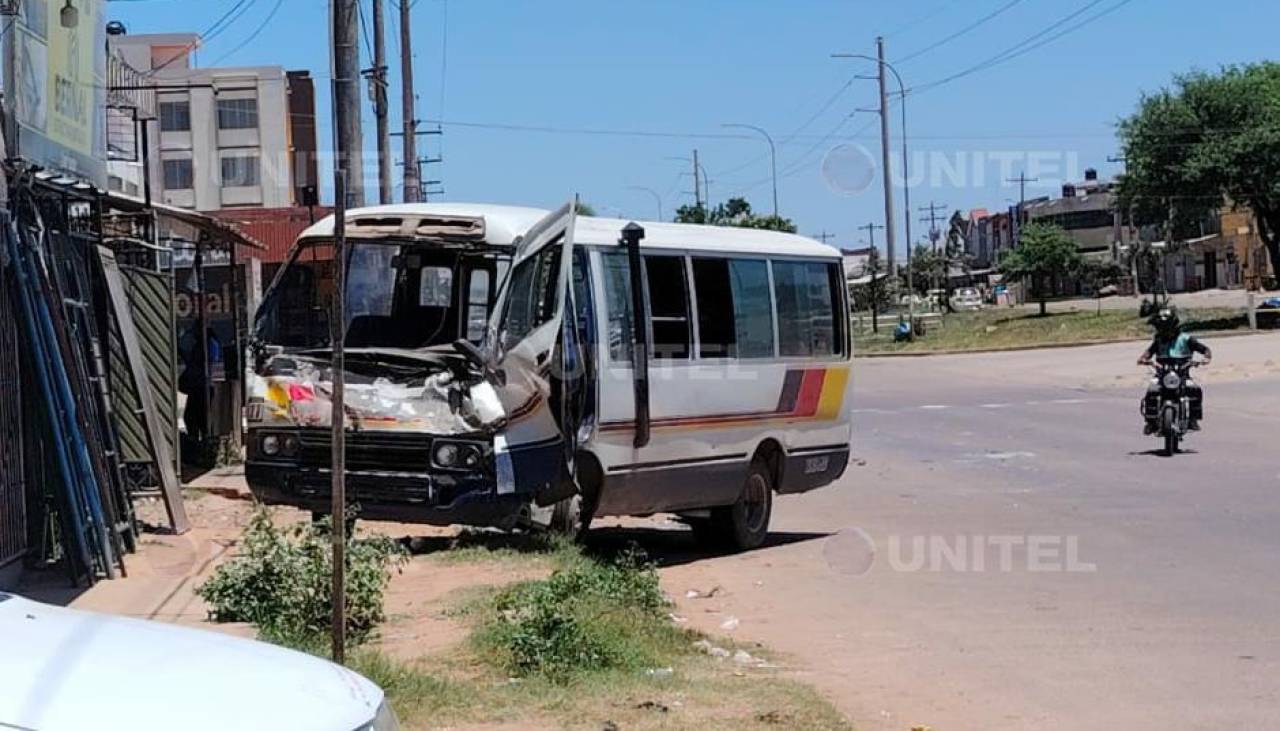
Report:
1149,305,1180,334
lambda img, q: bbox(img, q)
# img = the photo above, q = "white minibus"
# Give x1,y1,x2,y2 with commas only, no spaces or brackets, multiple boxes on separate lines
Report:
246,201,852,551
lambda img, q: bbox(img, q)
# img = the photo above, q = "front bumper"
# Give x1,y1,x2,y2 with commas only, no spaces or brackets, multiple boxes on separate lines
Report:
245,427,530,527
246,461,529,527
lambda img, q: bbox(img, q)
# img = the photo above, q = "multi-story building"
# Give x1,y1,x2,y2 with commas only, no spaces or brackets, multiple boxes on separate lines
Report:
1023,168,1129,260
106,30,319,213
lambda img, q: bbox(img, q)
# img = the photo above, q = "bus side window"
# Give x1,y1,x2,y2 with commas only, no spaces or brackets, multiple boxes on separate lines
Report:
643,255,691,359
601,252,634,362
691,257,775,359
773,260,839,357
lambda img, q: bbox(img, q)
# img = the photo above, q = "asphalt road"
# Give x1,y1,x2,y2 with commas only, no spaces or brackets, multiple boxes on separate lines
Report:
658,333,1280,731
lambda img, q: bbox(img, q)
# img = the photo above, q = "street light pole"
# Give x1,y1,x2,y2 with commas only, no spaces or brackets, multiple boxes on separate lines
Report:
627,185,664,221
833,45,916,334
722,123,778,218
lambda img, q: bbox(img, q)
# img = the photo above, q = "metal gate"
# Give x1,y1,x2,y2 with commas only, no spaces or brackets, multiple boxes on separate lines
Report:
0,262,27,568
106,247,180,490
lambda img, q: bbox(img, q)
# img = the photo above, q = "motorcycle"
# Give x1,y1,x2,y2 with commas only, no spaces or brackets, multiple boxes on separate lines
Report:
1144,358,1202,456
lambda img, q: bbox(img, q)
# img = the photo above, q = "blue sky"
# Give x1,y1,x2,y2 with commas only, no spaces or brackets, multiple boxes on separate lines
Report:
110,0,1280,252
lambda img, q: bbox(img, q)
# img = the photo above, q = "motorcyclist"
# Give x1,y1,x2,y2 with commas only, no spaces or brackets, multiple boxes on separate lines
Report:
1137,305,1211,433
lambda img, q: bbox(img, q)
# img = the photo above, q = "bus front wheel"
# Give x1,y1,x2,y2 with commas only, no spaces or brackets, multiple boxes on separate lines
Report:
697,461,773,552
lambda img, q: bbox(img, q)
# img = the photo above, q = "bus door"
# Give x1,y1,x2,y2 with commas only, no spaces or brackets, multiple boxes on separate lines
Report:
485,200,586,502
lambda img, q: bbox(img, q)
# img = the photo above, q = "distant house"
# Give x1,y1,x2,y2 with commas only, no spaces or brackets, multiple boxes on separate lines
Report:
967,209,1014,271
841,247,875,280
1023,169,1129,262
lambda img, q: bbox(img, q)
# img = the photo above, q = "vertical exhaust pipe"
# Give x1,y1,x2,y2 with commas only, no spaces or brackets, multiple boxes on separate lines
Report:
621,222,649,448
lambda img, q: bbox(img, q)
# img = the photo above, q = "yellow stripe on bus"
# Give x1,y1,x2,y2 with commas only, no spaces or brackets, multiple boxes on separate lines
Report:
815,367,850,421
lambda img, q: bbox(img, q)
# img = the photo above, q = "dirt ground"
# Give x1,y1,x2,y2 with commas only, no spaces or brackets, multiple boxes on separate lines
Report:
15,473,847,729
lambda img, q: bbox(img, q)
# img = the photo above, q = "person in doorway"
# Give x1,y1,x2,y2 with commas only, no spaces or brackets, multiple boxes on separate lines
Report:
1137,306,1211,432
179,326,223,451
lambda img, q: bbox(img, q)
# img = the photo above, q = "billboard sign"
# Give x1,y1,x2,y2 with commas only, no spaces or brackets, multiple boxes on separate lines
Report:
8,0,108,187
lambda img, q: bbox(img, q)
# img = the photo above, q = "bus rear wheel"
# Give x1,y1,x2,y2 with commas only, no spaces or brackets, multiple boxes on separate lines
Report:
697,461,773,552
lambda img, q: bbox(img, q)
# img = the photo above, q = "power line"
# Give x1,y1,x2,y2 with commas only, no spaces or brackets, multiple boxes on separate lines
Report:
911,0,1139,96
145,0,258,76
421,117,877,143
713,76,858,180
208,0,286,67
882,0,957,38
357,0,375,60
896,0,1030,65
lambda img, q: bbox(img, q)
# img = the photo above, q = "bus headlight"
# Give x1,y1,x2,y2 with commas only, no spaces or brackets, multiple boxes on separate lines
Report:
282,434,300,457
261,434,281,456
433,443,460,468
432,441,484,471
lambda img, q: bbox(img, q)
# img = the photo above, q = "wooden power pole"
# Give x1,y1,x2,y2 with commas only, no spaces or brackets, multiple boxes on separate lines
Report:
332,0,365,209
370,0,393,204
399,0,421,203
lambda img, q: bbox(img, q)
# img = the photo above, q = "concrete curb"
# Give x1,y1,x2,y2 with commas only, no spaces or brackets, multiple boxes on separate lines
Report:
855,328,1271,359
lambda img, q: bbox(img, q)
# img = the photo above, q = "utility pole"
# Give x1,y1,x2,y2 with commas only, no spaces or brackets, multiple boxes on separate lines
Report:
368,0,392,204
919,201,948,252
1007,172,1038,247
876,36,897,277
332,0,365,208
919,201,949,313
399,0,421,203
859,222,885,247
329,171,348,664
692,148,704,211
814,231,837,245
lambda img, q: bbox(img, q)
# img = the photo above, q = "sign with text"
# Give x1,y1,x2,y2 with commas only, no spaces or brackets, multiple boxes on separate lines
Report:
9,0,108,187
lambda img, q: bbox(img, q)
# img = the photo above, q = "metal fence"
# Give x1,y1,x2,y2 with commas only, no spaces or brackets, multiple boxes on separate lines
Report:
0,262,27,569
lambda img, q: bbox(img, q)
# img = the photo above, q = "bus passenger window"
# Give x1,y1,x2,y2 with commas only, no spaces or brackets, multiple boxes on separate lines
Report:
465,269,490,343
691,258,775,359
602,253,634,361
773,260,839,357
644,255,691,359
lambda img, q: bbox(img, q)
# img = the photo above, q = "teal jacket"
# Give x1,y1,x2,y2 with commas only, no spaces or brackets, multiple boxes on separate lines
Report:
1144,332,1210,360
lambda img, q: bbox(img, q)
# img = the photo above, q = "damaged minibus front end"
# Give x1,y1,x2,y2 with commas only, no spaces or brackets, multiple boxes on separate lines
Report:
245,202,582,529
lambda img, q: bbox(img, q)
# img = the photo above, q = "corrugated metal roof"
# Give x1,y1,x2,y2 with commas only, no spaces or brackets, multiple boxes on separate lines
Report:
208,207,330,263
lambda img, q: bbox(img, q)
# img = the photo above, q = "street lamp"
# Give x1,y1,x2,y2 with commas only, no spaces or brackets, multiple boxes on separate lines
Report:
722,123,778,218
833,51,915,331
626,186,664,221
60,0,78,28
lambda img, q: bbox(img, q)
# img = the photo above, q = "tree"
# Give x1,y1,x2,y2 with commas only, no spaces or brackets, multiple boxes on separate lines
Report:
674,196,797,233
1078,259,1126,314
852,247,890,333
1117,63,1280,282
998,223,1082,316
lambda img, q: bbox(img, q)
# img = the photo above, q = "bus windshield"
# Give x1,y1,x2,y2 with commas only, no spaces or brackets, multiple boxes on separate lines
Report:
254,239,503,351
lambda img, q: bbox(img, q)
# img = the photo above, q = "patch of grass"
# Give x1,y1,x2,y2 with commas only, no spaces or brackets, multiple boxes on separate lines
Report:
410,529,565,565
472,546,682,682
856,306,1249,354
250,539,852,730
196,506,407,645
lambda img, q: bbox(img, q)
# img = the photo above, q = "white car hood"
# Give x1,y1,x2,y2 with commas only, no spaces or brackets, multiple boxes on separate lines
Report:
0,594,382,731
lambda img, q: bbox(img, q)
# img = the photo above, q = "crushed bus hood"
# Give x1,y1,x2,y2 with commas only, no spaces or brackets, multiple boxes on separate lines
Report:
251,349,507,435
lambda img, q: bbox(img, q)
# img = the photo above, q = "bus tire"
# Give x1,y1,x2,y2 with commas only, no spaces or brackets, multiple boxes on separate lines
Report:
700,460,773,552
549,493,592,541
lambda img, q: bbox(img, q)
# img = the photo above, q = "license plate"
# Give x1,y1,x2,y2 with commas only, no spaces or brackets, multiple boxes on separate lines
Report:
804,456,830,475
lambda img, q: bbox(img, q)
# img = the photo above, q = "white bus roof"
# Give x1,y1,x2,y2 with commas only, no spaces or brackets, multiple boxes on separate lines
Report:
297,202,839,259
574,216,841,259
299,202,551,245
